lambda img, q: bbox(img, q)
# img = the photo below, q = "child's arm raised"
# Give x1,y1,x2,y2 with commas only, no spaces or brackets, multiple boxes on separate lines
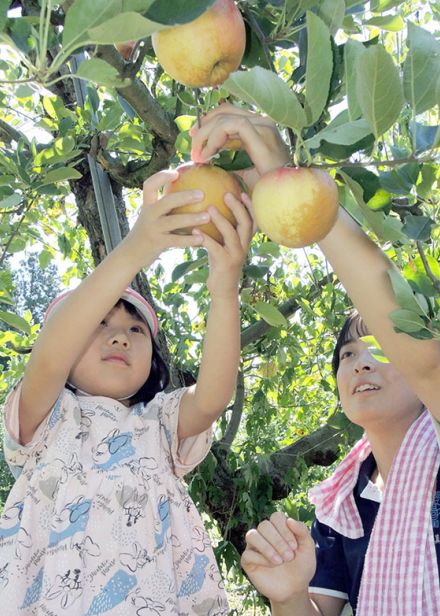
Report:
19,171,209,444
192,104,440,421
191,102,289,189
318,211,440,419
177,192,253,439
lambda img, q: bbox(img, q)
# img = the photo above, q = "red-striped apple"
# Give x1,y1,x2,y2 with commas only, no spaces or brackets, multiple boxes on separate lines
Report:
152,0,246,88
252,167,339,248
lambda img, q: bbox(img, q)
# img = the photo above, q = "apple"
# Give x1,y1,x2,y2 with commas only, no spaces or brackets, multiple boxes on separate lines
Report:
165,163,242,243
114,41,137,61
151,0,246,88
252,167,339,248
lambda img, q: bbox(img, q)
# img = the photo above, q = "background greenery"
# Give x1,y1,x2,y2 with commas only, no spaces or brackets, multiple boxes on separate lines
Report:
0,1,439,612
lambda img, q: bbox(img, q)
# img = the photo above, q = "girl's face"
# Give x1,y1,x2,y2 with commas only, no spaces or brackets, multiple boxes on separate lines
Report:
69,304,153,403
336,335,422,430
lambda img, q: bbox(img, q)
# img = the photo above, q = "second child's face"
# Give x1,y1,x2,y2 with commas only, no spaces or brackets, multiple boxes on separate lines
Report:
336,337,422,430
69,304,153,403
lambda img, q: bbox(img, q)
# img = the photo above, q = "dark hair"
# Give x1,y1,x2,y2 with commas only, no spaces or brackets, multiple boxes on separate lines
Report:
331,309,369,377
117,299,170,405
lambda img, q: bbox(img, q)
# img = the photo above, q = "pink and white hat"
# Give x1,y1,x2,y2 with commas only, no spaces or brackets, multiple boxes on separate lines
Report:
44,287,159,338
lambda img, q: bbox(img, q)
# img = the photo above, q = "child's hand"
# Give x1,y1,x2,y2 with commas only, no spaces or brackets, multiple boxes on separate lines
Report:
194,191,253,299
129,170,212,262
190,103,289,191
241,512,317,604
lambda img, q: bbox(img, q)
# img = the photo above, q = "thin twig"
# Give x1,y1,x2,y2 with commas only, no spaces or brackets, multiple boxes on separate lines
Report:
416,240,440,293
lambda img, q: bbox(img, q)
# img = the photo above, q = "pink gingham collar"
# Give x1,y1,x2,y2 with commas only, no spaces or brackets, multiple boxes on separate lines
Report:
309,411,440,615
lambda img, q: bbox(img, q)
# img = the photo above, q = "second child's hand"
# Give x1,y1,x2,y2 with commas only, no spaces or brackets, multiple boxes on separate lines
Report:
190,103,289,191
193,191,253,298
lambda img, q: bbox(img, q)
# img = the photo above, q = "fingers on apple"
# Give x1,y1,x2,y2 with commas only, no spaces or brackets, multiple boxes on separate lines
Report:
169,233,205,249
143,169,179,205
157,189,204,215
223,192,254,246
161,211,210,234
192,116,271,164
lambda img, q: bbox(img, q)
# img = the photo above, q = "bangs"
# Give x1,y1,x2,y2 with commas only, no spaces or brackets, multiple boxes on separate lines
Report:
332,310,369,376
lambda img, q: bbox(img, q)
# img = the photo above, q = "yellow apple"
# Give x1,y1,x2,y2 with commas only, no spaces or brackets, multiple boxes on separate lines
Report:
165,163,242,243
151,0,246,87
252,167,339,248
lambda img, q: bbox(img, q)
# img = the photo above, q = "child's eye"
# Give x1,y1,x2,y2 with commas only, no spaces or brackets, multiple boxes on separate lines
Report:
130,325,145,334
340,350,353,361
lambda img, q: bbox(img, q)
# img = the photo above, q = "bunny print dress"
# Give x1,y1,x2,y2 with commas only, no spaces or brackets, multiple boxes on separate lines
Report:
0,384,229,615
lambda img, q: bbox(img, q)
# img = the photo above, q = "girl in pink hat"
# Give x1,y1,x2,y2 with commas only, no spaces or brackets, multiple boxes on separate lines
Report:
0,169,253,615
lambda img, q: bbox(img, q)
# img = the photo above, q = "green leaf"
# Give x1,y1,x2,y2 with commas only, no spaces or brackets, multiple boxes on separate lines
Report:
410,122,440,155
370,0,402,10
0,0,8,33
88,12,164,43
8,238,27,253
145,0,216,25
318,0,345,35
39,249,53,269
344,39,365,121
38,167,82,186
171,257,207,282
305,118,371,149
0,193,22,210
62,0,121,47
379,163,420,195
417,164,438,200
75,58,131,88
356,44,404,137
341,171,406,242
304,12,333,126
363,15,404,32
121,0,155,9
15,84,34,99
403,23,440,114
359,335,390,363
388,269,427,316
402,215,435,241
0,310,31,334
404,256,440,297
389,309,427,334
254,301,288,328
224,67,307,132
340,166,380,202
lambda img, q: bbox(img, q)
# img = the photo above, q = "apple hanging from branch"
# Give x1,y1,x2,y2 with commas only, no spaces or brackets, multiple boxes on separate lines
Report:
252,167,339,248
152,0,246,87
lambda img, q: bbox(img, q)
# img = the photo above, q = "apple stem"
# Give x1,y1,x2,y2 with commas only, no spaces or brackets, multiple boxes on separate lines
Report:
194,88,203,129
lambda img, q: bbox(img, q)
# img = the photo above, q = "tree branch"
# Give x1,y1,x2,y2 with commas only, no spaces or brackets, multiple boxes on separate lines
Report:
241,274,336,349
417,240,440,293
221,370,245,448
94,45,178,146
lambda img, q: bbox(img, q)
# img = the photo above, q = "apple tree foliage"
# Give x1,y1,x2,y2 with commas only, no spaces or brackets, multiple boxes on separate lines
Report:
0,0,439,610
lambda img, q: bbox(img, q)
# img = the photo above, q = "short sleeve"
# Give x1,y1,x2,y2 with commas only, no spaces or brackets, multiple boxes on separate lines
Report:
309,518,349,602
157,388,212,478
2,380,69,476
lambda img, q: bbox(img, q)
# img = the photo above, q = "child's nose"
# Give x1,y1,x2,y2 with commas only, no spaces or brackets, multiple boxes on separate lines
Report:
107,329,129,347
